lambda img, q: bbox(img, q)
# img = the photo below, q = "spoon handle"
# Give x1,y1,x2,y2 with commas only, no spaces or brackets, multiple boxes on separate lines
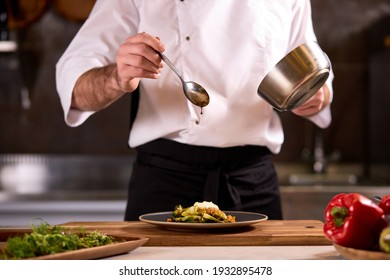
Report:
158,52,185,83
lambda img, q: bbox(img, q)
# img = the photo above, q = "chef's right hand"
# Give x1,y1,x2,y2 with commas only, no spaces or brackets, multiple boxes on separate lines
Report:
116,32,165,93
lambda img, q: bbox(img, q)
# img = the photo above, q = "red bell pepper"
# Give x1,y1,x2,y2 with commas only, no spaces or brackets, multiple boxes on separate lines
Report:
378,195,390,215
323,193,388,250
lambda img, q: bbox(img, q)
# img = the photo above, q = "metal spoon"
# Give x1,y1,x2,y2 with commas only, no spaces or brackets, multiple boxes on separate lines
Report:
158,52,210,107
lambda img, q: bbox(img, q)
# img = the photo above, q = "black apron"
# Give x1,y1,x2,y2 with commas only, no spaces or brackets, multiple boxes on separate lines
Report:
124,138,283,220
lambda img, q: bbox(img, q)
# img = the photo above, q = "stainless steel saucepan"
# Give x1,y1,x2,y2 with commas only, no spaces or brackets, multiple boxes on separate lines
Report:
257,41,331,111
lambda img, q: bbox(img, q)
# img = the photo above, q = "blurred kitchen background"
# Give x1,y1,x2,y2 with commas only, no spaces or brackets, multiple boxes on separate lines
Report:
1,0,389,226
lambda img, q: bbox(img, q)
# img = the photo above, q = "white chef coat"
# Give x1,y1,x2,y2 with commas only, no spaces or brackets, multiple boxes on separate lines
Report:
56,0,333,154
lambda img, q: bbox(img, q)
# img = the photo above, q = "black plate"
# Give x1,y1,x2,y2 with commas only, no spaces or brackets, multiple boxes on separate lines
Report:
139,211,268,230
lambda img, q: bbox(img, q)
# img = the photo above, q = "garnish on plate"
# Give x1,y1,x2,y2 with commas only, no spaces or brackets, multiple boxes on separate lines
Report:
167,201,236,223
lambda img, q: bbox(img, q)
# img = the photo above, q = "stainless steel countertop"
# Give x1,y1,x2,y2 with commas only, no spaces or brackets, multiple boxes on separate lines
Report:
1,154,389,197
1,154,389,225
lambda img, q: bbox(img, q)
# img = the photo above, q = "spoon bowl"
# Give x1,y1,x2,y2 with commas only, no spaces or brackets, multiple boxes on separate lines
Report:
182,82,210,107
159,52,210,107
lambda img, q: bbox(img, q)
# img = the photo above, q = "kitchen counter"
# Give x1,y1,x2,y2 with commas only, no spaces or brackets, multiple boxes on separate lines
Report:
105,245,342,260
0,220,350,260
58,220,342,260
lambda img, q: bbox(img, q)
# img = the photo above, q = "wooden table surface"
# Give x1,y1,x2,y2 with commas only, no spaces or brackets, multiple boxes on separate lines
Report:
58,220,332,246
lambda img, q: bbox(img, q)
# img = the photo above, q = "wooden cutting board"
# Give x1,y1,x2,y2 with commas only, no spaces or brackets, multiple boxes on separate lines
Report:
57,220,331,246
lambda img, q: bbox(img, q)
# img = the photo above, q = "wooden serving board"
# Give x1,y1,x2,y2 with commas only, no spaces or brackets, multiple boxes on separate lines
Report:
56,220,331,247
0,229,148,260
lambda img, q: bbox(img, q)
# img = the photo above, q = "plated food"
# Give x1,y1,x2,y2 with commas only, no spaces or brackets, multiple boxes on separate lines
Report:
167,201,236,223
139,201,268,230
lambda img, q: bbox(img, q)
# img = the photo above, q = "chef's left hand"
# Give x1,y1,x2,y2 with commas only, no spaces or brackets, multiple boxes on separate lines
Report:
292,84,331,117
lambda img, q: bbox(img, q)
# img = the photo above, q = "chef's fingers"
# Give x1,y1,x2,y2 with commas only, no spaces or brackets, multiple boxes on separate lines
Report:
139,32,166,52
292,87,326,117
117,44,162,78
116,33,165,79
123,32,165,67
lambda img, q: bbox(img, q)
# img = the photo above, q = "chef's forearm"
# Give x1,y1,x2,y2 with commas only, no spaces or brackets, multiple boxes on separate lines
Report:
71,64,133,111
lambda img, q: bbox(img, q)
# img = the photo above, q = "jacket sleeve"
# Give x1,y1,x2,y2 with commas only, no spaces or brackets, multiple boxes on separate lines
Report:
55,0,139,127
289,0,334,129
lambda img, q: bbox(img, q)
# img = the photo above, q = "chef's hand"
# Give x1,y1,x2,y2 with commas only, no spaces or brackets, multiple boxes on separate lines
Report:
292,84,331,117
116,32,165,93
72,33,165,111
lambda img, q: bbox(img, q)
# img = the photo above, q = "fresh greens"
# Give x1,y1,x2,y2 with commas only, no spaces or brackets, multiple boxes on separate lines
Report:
1,222,116,259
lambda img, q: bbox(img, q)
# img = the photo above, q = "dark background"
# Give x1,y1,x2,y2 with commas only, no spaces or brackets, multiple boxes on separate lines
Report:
1,0,389,173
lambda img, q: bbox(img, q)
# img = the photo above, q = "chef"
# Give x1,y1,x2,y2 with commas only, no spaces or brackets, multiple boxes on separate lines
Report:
56,0,333,220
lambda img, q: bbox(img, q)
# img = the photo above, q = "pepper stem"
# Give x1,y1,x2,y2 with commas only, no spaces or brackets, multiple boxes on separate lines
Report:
330,206,348,227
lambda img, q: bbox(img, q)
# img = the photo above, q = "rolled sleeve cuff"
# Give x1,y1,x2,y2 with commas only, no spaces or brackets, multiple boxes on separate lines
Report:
306,75,333,129
56,57,103,127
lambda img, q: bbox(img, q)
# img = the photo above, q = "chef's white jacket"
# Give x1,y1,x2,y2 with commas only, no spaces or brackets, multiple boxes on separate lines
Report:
56,0,333,154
